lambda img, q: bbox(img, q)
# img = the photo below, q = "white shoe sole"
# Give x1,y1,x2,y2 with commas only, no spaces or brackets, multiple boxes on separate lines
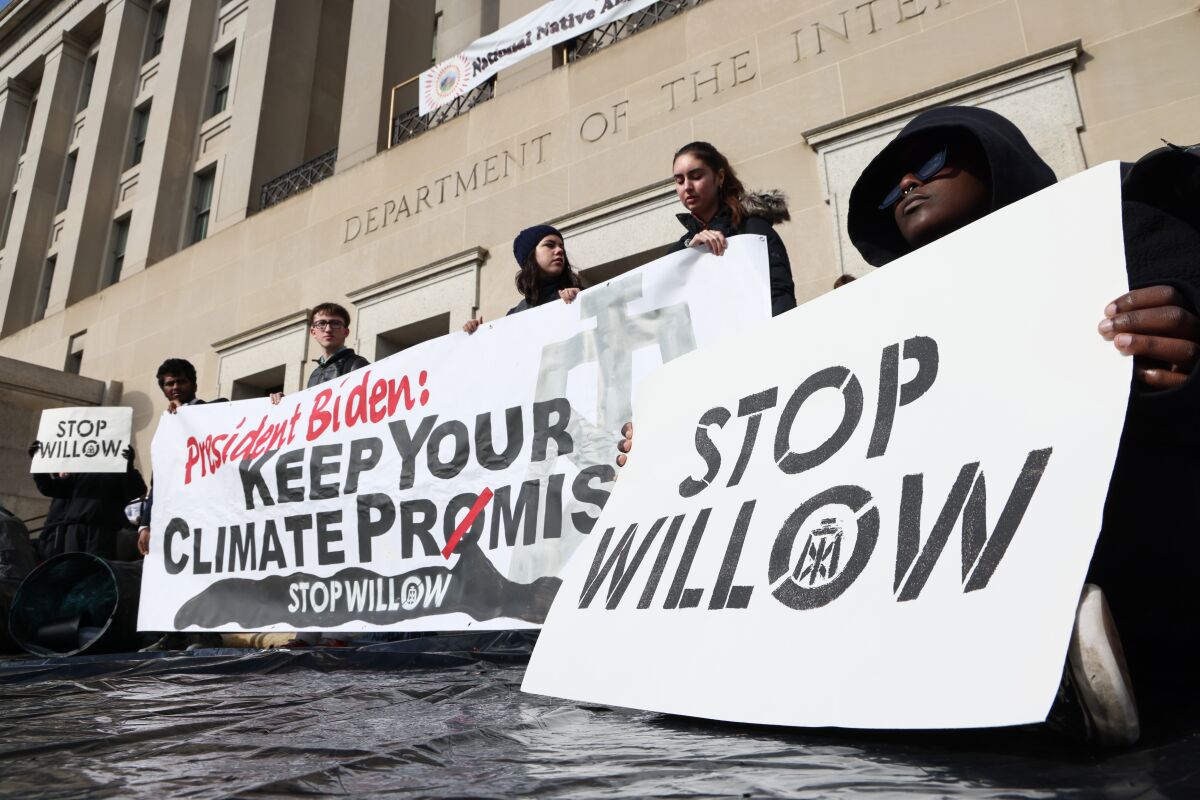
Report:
1068,584,1140,747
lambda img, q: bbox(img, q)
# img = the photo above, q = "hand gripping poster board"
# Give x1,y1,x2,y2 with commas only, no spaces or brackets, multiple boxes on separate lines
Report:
32,407,133,474
523,163,1132,730
138,240,770,633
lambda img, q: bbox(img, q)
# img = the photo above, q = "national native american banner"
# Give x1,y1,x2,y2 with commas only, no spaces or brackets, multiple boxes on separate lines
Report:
523,163,1132,729
419,0,659,114
138,239,770,633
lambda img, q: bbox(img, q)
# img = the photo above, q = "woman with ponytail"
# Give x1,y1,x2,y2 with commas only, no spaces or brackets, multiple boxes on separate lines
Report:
463,224,584,332
670,141,797,316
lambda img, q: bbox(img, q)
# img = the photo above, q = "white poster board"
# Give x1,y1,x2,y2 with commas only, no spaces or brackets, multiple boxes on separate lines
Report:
523,163,1131,730
32,407,132,474
138,240,770,633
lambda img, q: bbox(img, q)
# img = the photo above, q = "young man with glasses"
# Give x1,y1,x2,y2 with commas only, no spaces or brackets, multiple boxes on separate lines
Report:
305,302,369,387
278,302,369,647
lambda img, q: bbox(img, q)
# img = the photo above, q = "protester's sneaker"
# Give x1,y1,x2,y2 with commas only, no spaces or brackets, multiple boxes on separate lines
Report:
183,633,224,652
139,632,190,652
1048,584,1140,747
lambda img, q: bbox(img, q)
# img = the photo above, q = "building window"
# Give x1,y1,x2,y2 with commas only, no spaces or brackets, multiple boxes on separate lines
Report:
77,54,97,113
65,331,85,375
108,216,130,287
191,169,215,243
129,102,151,167
34,257,55,322
1,192,16,247
19,98,36,155
145,2,169,61
57,152,76,213
210,46,233,116
431,10,442,65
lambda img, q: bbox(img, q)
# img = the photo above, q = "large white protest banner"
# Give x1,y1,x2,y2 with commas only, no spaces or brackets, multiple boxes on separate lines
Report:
523,163,1131,729
138,240,770,633
419,0,659,114
32,407,132,474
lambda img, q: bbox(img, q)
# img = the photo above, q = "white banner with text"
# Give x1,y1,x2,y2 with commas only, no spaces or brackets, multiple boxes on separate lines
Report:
138,239,770,633
523,163,1132,730
419,0,660,114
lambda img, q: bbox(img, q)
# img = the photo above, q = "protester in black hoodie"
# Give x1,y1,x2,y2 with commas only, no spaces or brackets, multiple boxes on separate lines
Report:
669,141,797,317
846,105,1200,745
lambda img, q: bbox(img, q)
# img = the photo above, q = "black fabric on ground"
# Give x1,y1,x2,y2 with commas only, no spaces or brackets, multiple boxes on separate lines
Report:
1,635,1199,799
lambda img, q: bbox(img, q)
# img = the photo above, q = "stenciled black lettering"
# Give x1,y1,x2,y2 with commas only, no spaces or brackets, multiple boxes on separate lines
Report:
239,449,277,510
868,336,938,458
776,366,863,474
387,415,437,490
570,464,614,534
475,406,523,469
357,493,395,562
532,398,573,460
895,447,1053,600
679,406,730,498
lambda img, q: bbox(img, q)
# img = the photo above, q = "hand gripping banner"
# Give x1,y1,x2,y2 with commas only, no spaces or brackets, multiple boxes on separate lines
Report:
138,239,770,633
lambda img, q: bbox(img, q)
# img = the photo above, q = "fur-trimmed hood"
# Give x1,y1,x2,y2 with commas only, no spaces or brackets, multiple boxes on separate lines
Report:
675,189,791,234
741,190,791,225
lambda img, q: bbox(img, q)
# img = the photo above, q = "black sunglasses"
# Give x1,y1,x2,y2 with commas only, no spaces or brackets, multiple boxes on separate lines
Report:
878,146,949,210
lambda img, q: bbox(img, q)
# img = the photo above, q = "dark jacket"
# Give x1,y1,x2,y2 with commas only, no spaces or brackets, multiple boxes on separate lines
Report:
33,467,146,560
670,191,798,317
848,106,1200,716
507,280,571,316
307,347,370,388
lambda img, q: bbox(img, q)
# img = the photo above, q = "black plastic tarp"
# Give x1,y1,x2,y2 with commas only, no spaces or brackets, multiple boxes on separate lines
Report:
2,633,1199,799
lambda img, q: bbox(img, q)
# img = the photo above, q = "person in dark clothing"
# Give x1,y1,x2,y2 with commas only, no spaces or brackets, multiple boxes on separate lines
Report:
137,358,225,556
462,224,584,332
668,141,797,317
845,105,1200,745
28,441,146,561
305,302,370,386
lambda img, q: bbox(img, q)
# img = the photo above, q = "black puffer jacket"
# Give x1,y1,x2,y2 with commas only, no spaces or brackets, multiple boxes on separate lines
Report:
670,191,797,317
849,106,1200,720
307,347,370,388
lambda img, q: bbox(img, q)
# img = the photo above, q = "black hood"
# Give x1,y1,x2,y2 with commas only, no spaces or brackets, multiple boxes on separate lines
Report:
848,106,1057,267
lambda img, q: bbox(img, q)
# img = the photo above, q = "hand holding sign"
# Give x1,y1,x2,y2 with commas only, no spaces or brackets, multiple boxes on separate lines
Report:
31,407,133,474
1099,285,1200,388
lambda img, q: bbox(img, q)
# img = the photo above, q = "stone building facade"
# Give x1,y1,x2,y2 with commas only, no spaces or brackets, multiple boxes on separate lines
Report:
0,0,1196,502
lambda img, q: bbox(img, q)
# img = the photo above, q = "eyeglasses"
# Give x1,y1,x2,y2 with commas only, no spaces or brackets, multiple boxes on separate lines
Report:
311,320,346,330
878,146,948,210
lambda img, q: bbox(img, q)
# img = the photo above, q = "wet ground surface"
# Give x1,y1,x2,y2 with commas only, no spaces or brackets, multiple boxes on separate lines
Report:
2,639,1198,799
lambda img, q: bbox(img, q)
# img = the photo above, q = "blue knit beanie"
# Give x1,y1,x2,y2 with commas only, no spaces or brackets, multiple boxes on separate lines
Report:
513,224,563,266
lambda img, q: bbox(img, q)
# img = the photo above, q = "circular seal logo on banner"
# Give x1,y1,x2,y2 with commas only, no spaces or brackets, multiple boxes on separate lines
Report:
400,576,424,611
423,55,473,110
82,440,100,457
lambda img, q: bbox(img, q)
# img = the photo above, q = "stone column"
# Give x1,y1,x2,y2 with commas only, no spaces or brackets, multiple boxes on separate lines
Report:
209,0,278,234
0,33,86,337
336,0,438,172
120,0,219,277
46,0,150,315
0,80,34,235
